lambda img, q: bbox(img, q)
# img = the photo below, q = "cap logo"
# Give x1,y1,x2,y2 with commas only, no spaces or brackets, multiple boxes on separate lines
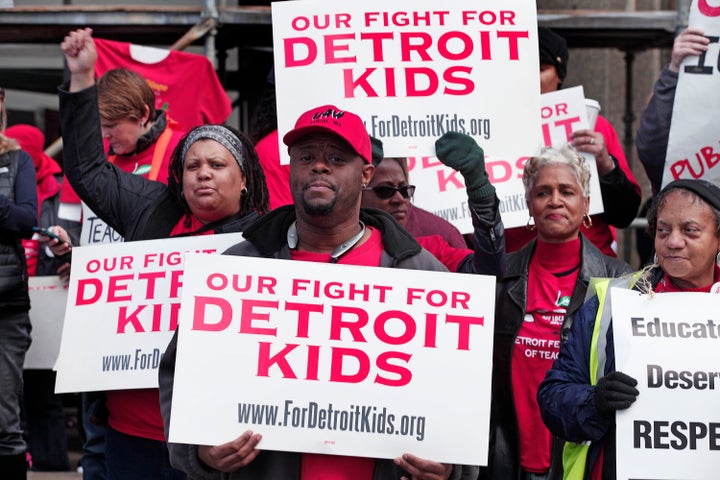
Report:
313,108,345,121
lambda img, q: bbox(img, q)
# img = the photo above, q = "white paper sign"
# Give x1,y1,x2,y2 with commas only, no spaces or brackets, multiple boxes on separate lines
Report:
53,233,245,393
169,254,495,465
25,276,69,369
272,0,542,159
612,288,720,479
663,1,720,187
410,86,603,232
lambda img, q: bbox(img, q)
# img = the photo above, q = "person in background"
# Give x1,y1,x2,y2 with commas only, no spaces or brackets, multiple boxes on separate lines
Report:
362,134,504,275
159,103,478,480
5,124,73,472
57,28,269,480
635,27,710,194
485,145,631,479
0,86,38,480
56,28,186,480
505,27,641,257
248,67,294,211
538,179,720,480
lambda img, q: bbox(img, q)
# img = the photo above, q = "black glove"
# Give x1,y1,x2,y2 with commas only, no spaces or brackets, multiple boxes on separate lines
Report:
594,371,639,417
435,132,495,201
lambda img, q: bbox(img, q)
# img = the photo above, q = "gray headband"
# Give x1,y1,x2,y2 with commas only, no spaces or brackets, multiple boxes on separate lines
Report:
180,125,245,172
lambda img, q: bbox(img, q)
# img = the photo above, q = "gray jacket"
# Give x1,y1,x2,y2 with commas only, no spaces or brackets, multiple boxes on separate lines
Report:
159,206,479,480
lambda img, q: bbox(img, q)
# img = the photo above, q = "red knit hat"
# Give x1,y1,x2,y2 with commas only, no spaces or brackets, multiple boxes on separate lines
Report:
283,105,371,163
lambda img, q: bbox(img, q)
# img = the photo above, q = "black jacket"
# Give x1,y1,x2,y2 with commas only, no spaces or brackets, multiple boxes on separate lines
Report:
59,83,259,242
483,235,631,480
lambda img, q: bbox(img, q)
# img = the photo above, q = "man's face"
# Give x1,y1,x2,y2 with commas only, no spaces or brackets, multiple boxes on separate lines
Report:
289,133,374,218
540,63,562,94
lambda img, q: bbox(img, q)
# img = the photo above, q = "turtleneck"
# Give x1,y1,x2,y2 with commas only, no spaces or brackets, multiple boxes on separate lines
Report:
109,110,168,156
533,237,582,275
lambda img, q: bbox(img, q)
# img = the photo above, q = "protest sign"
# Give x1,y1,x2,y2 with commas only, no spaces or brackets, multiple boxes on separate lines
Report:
169,254,495,465
663,0,720,187
410,86,603,232
53,233,244,393
25,276,68,369
612,288,720,479
272,0,542,159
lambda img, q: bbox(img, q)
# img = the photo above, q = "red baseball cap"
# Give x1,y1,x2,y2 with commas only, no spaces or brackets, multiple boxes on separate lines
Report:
283,105,371,164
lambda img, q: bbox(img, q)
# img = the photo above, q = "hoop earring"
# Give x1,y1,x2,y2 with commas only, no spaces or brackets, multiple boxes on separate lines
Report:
716,251,720,267
526,216,535,231
240,187,248,197
582,213,593,229
653,253,659,265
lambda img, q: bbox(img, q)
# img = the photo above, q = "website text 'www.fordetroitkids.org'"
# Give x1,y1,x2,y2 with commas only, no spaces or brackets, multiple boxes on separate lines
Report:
238,399,426,441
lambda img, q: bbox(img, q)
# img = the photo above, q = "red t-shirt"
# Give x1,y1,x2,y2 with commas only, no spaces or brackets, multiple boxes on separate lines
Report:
94,38,231,131
291,226,383,480
417,235,471,272
255,130,293,210
512,238,581,473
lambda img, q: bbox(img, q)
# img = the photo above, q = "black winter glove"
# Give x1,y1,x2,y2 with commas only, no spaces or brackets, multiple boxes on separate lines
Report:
594,371,639,417
435,132,495,201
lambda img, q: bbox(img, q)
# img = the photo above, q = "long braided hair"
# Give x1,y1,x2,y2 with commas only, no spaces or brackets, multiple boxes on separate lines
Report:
167,125,270,220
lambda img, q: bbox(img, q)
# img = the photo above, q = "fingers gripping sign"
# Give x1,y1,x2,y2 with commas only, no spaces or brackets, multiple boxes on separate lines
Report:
197,430,262,473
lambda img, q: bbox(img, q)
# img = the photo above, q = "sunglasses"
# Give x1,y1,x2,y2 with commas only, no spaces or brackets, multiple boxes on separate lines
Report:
363,185,416,199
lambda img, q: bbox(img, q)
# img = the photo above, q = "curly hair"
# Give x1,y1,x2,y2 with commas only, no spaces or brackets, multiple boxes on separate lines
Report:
167,125,270,220
522,144,592,201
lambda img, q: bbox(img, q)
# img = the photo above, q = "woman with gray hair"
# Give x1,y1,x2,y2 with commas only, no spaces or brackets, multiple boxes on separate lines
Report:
484,145,631,480
538,178,720,480
50,29,269,480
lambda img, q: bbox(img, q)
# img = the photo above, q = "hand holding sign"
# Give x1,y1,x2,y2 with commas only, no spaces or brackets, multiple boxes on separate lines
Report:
594,371,639,418
197,430,262,473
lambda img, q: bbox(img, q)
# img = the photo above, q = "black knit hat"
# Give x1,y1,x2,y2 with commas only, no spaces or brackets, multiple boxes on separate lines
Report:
370,136,384,167
661,179,720,212
538,27,568,82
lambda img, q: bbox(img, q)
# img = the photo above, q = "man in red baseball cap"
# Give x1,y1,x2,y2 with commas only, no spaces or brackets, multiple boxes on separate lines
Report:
160,105,476,479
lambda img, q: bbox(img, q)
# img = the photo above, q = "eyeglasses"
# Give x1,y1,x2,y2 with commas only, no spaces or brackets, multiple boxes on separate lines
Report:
363,185,416,199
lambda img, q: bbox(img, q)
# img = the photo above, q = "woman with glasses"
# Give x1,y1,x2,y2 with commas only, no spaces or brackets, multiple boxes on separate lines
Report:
484,145,631,480
361,132,504,275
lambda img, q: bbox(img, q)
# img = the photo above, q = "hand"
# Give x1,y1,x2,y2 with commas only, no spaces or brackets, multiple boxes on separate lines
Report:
59,28,97,91
570,129,614,175
670,27,709,72
57,263,72,282
197,430,262,473
43,226,72,257
594,371,639,417
434,131,494,201
394,453,452,480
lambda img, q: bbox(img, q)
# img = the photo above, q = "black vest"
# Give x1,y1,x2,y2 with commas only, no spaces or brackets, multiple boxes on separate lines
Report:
0,150,30,309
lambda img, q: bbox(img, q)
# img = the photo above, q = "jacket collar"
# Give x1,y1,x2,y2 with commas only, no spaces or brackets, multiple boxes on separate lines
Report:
242,205,421,261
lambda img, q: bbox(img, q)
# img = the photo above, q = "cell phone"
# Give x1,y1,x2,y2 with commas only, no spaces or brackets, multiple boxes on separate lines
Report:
33,226,65,244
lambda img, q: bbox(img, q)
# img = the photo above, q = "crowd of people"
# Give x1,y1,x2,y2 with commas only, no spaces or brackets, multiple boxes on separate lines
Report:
0,22,716,480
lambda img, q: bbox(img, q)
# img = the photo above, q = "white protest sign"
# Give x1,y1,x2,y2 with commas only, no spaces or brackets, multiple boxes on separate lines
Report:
80,202,124,245
169,254,495,465
53,233,245,393
25,276,68,369
612,288,720,479
410,86,603,232
663,1,720,187
272,0,542,160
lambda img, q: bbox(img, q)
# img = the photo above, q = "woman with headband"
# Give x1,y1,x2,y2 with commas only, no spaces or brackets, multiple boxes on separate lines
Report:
52,28,269,480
